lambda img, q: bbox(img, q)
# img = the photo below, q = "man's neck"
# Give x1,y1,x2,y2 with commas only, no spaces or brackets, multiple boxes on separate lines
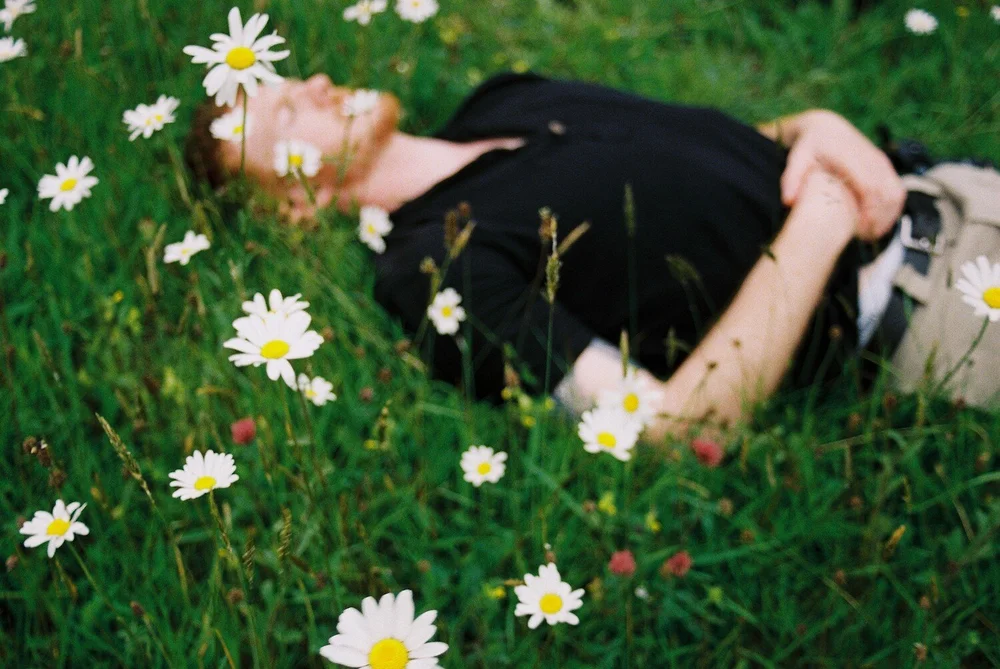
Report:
340,132,523,213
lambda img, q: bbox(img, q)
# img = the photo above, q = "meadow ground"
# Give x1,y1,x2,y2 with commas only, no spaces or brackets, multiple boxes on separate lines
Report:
2,0,1000,666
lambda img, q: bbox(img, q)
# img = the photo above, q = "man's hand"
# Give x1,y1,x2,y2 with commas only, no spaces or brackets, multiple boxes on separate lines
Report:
765,110,906,241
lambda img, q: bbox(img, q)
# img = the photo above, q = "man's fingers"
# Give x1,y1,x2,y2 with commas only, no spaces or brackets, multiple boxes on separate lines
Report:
780,143,816,206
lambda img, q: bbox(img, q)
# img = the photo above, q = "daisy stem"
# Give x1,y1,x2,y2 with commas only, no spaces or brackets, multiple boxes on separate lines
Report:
294,168,316,207
68,543,122,621
240,92,249,177
164,140,192,208
293,384,326,491
931,318,989,399
280,387,315,502
335,117,356,189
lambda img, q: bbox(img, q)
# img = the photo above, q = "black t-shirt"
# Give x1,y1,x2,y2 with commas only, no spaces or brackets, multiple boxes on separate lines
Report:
375,73,859,400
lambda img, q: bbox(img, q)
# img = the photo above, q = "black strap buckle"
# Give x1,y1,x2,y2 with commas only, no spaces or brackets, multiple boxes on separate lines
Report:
899,213,944,256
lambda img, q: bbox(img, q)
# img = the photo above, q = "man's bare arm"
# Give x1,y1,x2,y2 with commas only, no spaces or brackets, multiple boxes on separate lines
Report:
646,168,858,440
559,168,859,441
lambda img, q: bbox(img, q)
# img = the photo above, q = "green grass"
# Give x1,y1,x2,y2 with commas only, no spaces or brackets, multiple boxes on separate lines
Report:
2,0,1000,666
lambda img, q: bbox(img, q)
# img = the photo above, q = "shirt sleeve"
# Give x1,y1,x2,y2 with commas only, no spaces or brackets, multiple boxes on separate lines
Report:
377,241,597,401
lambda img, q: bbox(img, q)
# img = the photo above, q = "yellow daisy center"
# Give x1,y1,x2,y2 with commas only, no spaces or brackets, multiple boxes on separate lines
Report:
155,114,164,122
622,393,640,413
194,475,217,491
597,431,617,448
225,46,257,70
305,388,316,398
477,462,492,475
46,518,70,536
368,638,408,669
60,178,78,192
233,125,244,135
260,339,290,360
367,224,377,234
983,287,1000,309
539,593,563,614
441,306,453,317
289,154,303,168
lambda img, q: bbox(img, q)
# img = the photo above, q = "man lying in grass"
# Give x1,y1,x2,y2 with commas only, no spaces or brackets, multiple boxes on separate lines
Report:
185,72,1000,441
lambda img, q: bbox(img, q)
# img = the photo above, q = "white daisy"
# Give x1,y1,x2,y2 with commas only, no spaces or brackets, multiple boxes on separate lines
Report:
274,139,323,178
0,36,26,62
163,230,211,266
955,255,1000,322
904,8,938,34
578,406,642,462
358,206,394,254
0,188,7,204
0,0,36,32
224,311,324,389
37,156,99,212
19,500,89,559
342,90,381,118
460,445,507,487
427,288,466,336
395,0,439,23
210,108,253,143
343,0,387,26
597,367,663,429
992,5,1000,23
123,95,180,141
514,563,585,629
168,450,239,501
242,289,310,319
319,589,449,669
298,374,337,406
182,7,290,107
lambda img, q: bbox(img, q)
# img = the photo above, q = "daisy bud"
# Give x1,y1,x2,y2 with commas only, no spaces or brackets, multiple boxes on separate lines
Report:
394,339,411,354
321,326,335,342
716,498,734,517
6,555,19,572
15,515,26,529
544,548,557,564
377,367,392,384
661,550,692,578
457,201,472,220
919,595,931,611
691,438,724,468
226,588,244,605
740,529,755,544
582,500,596,514
130,601,146,618
231,417,256,445
449,221,476,260
913,643,927,662
833,569,846,585
608,550,637,577
21,436,38,455
417,559,431,574
359,387,374,403
444,208,459,250
36,440,52,467
849,495,863,511
976,452,990,473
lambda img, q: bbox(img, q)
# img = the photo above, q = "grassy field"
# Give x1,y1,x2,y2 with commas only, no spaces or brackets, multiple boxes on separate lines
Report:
2,0,1000,666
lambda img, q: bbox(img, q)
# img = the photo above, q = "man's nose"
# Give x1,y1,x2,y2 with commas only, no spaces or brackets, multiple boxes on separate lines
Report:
304,73,333,95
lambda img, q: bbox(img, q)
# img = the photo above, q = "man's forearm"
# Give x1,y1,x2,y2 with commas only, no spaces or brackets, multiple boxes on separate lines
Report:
648,170,857,441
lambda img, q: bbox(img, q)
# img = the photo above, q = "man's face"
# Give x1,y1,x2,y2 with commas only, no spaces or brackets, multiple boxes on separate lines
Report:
224,74,400,194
